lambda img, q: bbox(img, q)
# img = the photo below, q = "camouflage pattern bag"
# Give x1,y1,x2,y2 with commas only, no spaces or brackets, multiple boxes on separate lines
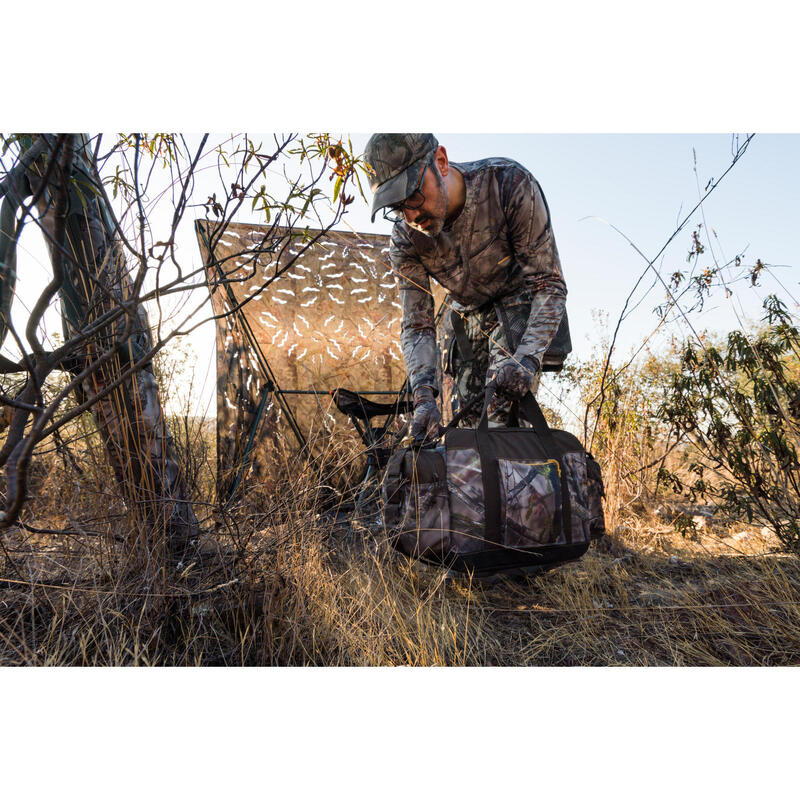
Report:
383,445,452,559
382,391,605,575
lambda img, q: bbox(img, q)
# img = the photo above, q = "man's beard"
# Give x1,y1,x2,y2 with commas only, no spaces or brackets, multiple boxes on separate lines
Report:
410,216,445,238
409,167,448,238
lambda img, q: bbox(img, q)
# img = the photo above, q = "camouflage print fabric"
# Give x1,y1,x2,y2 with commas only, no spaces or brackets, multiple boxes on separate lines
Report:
443,290,541,426
365,134,438,222
561,451,593,544
398,283,439,393
446,447,489,553
390,157,567,395
585,452,607,537
498,458,561,547
391,444,452,558
383,430,602,570
491,355,539,402
425,447,590,553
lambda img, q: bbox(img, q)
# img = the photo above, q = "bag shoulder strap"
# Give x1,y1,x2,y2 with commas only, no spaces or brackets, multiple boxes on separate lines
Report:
450,309,475,363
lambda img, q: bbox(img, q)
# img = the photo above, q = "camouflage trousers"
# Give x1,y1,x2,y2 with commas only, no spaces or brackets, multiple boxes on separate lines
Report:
442,290,540,427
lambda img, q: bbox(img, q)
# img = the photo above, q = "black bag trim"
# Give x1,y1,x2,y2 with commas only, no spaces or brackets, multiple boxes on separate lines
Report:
475,392,501,545
428,541,591,576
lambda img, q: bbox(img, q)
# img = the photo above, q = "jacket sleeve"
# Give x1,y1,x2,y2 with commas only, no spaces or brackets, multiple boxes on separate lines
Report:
389,228,438,394
503,169,567,365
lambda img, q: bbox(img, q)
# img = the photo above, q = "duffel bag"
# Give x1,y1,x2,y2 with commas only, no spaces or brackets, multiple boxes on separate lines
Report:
382,390,606,576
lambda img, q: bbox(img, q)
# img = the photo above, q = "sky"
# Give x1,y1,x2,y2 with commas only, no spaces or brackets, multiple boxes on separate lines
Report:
4,132,798,418
349,132,799,356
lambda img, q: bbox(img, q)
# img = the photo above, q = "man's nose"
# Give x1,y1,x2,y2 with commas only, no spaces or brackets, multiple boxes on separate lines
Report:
403,205,421,223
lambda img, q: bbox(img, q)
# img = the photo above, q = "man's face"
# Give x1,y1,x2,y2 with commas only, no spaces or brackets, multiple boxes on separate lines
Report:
395,158,449,237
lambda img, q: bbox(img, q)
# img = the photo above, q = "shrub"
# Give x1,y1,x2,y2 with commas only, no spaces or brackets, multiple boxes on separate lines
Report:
659,295,800,550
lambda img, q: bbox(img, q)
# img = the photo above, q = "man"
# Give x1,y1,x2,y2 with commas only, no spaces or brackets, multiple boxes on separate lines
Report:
365,133,569,441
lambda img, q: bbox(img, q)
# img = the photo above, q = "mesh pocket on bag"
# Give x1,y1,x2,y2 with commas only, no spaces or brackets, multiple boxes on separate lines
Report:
498,458,563,547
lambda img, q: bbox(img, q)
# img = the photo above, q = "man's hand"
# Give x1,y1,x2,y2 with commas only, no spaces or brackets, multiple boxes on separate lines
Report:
489,354,540,400
410,386,442,443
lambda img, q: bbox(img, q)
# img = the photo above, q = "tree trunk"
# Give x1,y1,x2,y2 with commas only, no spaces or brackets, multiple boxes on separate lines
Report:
14,134,198,555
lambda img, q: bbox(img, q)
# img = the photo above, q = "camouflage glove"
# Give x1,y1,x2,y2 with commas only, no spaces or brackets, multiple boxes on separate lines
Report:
489,355,540,400
410,386,442,443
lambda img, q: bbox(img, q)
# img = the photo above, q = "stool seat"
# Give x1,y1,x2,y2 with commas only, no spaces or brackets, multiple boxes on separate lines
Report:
331,388,413,422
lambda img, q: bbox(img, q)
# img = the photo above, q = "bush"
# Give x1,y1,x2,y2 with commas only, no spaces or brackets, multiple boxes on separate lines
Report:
659,295,800,550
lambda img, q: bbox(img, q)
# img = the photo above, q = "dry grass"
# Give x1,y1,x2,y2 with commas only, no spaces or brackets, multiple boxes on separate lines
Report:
2,364,798,668
2,424,798,666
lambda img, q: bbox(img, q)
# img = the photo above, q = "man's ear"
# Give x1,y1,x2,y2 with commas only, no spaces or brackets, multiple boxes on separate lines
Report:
434,145,449,176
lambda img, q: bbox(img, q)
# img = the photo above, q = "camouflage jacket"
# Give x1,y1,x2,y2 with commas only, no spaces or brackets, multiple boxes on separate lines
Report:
389,157,568,393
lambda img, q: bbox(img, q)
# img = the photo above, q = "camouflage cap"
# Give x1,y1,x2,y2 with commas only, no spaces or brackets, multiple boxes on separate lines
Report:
365,133,438,222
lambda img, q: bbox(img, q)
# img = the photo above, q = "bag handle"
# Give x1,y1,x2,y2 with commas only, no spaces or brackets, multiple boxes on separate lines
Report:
517,393,558,448
475,386,502,544
476,386,552,437
438,387,552,437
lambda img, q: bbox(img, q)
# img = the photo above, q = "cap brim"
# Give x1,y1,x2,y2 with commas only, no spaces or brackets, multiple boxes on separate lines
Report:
369,157,428,223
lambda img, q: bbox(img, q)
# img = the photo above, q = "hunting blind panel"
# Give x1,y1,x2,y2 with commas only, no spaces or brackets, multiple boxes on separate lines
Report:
197,220,447,502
